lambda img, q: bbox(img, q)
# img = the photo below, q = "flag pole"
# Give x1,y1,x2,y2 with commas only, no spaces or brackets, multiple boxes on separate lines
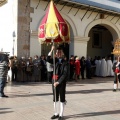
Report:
117,59,119,89
117,42,120,89
52,39,57,108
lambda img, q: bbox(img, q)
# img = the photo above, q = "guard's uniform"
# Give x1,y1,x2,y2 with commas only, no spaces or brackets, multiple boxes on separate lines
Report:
113,62,120,91
47,51,69,119
52,61,68,102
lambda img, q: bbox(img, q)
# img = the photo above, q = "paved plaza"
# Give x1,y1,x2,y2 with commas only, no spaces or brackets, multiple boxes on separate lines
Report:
1,77,120,120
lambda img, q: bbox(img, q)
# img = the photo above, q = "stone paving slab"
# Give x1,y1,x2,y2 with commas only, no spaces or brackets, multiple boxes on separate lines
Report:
0,77,120,120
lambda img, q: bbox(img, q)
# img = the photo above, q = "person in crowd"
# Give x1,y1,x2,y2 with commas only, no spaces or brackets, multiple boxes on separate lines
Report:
86,56,92,79
74,56,80,81
8,56,14,82
11,56,19,81
113,56,117,65
26,57,33,82
46,55,53,83
106,56,114,76
95,56,101,77
20,57,26,82
47,46,69,120
40,55,47,81
0,53,9,98
80,56,86,79
69,55,75,81
93,56,97,65
99,57,107,77
33,55,41,82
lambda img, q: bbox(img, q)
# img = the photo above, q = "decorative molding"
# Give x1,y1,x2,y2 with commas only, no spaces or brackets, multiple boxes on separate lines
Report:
72,36,90,43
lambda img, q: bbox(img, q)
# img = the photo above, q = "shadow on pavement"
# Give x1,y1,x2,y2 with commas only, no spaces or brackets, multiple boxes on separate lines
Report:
66,88,112,94
65,109,120,119
0,111,14,114
0,108,13,114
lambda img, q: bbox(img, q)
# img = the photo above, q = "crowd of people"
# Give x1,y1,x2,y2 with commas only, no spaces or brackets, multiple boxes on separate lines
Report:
7,55,47,82
6,54,115,83
69,55,115,81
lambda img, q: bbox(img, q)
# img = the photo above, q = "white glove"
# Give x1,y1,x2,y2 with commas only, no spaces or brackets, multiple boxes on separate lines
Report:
116,62,120,67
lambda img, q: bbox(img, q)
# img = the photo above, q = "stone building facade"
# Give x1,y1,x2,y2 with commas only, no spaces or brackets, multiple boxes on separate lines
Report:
29,0,120,59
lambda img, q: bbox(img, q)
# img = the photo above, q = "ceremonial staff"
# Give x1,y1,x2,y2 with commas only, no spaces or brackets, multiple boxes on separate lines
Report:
38,0,70,106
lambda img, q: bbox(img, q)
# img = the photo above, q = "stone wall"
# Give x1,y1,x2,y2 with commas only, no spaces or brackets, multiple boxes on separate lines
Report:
17,0,34,58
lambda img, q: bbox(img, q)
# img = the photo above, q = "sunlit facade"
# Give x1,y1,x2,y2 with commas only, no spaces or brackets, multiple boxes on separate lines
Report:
0,0,120,59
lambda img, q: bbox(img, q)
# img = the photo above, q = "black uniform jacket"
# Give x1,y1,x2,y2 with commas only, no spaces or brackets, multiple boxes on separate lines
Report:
47,55,69,84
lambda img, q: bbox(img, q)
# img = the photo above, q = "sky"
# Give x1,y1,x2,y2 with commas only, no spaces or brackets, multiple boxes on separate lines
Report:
0,0,14,55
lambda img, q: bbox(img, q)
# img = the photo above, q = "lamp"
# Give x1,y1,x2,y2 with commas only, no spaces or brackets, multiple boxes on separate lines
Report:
112,39,120,56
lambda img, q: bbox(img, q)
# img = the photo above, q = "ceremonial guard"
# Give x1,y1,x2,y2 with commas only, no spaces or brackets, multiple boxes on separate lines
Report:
47,46,69,120
113,57,120,91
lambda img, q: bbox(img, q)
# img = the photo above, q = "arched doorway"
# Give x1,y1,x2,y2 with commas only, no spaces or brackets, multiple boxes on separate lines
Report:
84,19,120,60
87,25,113,60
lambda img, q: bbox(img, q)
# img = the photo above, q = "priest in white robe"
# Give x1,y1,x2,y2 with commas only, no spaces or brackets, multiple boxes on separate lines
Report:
95,56,101,76
100,57,107,77
106,56,114,76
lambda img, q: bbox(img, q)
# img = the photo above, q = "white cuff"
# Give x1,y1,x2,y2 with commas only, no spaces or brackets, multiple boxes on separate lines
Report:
48,52,52,56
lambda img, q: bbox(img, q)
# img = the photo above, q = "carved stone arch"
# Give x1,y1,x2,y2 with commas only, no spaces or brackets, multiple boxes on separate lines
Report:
84,19,120,41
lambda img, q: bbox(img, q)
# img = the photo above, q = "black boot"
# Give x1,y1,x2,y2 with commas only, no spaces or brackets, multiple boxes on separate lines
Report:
51,115,59,119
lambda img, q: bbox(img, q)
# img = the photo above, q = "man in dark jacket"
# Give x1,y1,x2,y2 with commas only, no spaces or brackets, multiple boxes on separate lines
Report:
47,46,69,120
0,53,9,98
86,56,92,79
80,56,86,79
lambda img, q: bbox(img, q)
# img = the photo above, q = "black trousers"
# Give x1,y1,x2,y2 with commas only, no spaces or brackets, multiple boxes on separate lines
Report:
52,82,66,102
70,66,74,79
47,71,53,83
86,67,92,79
12,67,18,81
81,68,85,79
0,78,6,97
41,67,47,81
114,74,120,84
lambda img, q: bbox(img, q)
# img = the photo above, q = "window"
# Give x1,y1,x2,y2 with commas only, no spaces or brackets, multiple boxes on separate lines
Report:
92,31,102,48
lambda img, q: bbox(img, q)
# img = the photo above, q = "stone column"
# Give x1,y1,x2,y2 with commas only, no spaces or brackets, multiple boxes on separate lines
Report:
69,36,90,58
17,0,34,58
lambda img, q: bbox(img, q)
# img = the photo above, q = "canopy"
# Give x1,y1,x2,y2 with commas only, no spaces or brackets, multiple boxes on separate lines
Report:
38,0,70,44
